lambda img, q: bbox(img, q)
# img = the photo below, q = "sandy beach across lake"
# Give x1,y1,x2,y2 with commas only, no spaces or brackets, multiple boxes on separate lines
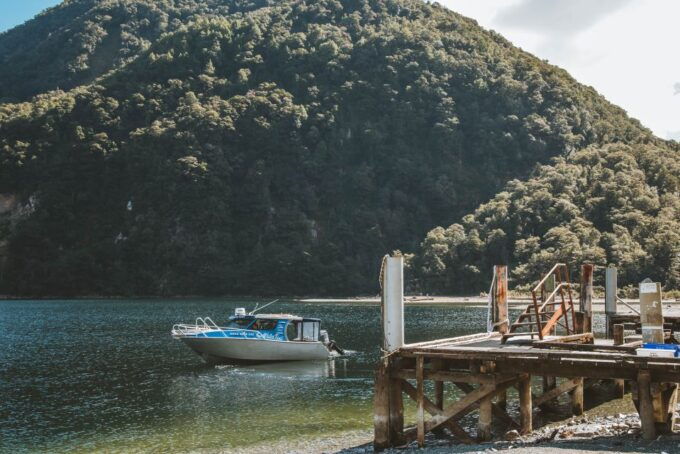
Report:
296,295,680,314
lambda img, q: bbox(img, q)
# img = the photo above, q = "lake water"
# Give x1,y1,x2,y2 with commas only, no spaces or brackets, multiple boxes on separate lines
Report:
0,299,607,453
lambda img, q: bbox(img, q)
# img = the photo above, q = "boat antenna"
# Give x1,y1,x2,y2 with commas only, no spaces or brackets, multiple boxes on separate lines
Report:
249,299,279,315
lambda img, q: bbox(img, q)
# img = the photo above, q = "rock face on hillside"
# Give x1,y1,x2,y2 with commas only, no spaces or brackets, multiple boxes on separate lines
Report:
0,0,670,297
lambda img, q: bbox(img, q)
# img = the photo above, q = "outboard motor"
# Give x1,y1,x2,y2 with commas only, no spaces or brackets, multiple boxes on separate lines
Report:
320,329,345,355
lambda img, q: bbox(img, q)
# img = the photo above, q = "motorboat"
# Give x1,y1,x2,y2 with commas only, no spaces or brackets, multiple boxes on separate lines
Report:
172,306,344,364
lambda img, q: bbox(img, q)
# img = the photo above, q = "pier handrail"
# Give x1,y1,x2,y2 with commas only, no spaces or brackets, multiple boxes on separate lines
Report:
529,263,575,339
537,283,567,313
531,263,565,294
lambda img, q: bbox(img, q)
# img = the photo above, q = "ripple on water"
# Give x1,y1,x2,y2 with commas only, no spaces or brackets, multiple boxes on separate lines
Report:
1,300,607,452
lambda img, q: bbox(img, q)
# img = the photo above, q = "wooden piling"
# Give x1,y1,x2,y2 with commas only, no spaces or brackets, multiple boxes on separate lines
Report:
613,324,625,397
416,356,425,447
374,361,391,451
571,377,584,416
574,311,584,334
492,265,509,334
388,360,404,445
580,264,594,334
637,370,656,440
496,389,507,411
518,375,532,434
431,358,446,438
477,393,493,441
539,376,557,410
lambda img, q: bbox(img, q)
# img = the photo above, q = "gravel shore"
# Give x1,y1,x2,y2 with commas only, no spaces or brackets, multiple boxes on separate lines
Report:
226,412,680,454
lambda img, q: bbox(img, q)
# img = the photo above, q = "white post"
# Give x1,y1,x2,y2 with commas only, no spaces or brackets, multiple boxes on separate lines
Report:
605,265,618,338
605,265,618,315
383,255,404,352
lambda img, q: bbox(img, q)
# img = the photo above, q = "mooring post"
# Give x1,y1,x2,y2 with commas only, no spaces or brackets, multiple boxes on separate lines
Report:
518,375,532,434
605,265,618,338
374,254,406,451
579,264,594,334
571,377,584,416
613,324,625,397
382,255,404,352
637,370,656,440
490,265,509,334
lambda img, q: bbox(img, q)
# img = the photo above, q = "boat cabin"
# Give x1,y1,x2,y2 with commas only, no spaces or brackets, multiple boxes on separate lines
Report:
227,313,322,342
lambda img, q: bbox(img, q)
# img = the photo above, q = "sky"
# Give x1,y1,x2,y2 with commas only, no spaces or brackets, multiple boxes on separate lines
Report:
0,1,59,33
0,0,678,140
442,0,680,141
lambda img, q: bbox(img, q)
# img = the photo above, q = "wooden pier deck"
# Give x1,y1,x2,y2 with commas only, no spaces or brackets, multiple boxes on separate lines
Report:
373,259,680,450
375,332,680,449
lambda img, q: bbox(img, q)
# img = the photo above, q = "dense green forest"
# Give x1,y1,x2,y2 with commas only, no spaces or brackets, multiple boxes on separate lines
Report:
0,0,675,296
412,142,680,294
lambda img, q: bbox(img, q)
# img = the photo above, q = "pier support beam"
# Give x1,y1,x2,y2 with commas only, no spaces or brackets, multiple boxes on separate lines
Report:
571,377,584,416
539,376,557,411
416,356,425,447
637,370,656,440
388,361,404,444
431,359,446,438
496,389,507,411
518,376,532,434
374,362,391,450
613,324,626,397
477,394,493,441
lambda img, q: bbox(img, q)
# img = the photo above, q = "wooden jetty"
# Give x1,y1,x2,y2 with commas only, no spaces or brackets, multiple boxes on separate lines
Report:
374,257,680,450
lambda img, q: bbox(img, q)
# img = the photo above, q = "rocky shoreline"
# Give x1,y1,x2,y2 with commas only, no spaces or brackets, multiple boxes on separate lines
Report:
229,412,680,454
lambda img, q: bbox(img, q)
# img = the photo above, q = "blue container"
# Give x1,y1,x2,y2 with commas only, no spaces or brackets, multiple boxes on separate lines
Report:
642,343,680,357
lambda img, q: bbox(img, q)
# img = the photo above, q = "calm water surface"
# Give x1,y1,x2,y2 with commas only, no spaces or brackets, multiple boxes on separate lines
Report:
0,299,606,452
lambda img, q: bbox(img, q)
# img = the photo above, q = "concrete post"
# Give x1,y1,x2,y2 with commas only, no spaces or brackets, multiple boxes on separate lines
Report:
605,265,618,337
639,279,664,344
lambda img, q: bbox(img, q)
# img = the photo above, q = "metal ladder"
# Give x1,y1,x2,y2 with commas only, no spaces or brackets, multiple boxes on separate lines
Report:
502,263,576,343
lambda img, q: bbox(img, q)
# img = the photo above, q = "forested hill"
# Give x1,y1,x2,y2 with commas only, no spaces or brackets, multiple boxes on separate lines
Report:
0,0,667,297
0,0,275,101
412,141,680,294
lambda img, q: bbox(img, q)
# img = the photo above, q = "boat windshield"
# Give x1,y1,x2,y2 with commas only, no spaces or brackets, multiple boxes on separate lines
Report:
227,318,253,329
251,319,278,331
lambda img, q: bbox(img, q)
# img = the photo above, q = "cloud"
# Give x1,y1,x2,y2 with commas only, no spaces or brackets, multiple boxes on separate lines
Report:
674,82,680,96
493,0,632,60
495,0,632,37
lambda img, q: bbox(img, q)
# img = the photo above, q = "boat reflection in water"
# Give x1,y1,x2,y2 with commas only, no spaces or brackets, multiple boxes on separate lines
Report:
218,357,345,379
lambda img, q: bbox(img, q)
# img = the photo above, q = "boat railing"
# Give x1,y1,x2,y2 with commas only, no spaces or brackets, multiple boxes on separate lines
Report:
171,317,230,337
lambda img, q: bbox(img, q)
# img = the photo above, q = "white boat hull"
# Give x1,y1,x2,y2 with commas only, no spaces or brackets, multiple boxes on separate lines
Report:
180,336,332,364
